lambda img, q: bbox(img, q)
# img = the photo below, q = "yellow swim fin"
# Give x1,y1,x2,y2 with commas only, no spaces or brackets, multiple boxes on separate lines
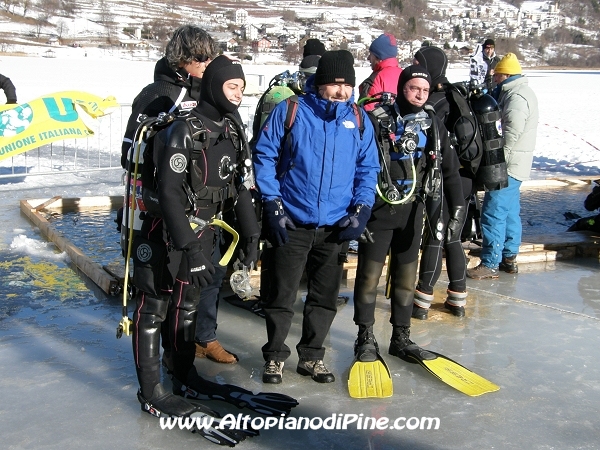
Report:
348,354,393,399
401,345,499,397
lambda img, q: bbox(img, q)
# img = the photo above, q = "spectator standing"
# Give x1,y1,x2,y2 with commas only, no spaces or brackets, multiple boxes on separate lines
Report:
253,50,379,384
482,38,501,91
358,33,402,111
467,53,539,279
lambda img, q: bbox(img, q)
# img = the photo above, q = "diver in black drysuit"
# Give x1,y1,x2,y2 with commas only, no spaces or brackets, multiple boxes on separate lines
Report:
353,66,464,362
130,56,296,445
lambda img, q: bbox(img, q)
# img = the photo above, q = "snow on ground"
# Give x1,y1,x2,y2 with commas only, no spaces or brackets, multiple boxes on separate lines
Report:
2,55,599,181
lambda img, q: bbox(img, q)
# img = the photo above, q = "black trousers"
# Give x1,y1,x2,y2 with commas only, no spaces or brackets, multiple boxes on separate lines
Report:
418,177,472,294
262,226,344,362
354,200,424,329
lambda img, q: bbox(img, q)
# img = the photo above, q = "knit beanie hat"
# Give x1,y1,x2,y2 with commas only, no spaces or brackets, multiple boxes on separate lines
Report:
483,38,495,48
369,33,398,61
299,55,321,74
413,46,448,83
303,39,326,58
201,55,245,114
397,64,432,93
494,53,522,75
314,50,355,87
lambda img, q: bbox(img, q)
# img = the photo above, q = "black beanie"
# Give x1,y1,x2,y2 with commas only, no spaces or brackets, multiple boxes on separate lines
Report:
413,46,448,84
396,65,432,114
483,38,495,48
315,50,355,87
397,65,432,93
200,55,245,115
303,38,326,58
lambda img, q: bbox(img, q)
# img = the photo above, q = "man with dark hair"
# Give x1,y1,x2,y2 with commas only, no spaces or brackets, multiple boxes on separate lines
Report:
469,38,501,92
121,25,217,168
253,50,380,384
482,38,501,91
0,73,17,104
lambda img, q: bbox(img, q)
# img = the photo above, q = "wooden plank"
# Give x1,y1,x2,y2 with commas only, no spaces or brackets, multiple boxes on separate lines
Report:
25,196,124,211
19,199,120,296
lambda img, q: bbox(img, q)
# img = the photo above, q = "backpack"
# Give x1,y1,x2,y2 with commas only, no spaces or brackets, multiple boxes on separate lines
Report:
251,71,365,146
431,82,484,177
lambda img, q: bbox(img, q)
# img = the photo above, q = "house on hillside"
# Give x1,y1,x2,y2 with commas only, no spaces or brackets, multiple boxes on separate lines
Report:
252,37,271,52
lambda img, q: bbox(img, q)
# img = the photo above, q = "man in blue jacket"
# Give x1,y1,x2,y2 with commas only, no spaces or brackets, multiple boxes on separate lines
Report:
253,50,380,384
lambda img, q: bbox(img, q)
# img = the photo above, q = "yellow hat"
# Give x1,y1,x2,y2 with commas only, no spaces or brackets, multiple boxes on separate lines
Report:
495,53,522,75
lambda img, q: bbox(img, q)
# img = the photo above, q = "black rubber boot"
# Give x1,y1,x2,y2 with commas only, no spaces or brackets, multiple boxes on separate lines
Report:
138,383,198,418
354,325,379,362
132,292,169,399
169,280,200,382
388,325,418,362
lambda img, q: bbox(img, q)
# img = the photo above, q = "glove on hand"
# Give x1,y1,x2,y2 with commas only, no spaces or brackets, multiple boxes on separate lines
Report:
238,235,259,268
263,198,296,247
446,205,467,243
183,242,215,288
337,204,371,242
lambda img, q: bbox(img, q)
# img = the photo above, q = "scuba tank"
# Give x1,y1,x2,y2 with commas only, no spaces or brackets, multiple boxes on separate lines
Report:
470,92,508,191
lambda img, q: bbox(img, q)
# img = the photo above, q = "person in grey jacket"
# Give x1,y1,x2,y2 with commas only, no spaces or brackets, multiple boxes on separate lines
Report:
467,53,539,279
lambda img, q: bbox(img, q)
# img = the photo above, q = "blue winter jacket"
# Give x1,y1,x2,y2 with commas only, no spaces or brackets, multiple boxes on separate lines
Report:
253,79,379,227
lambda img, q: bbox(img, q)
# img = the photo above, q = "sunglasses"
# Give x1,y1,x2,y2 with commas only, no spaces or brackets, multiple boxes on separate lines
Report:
194,55,211,63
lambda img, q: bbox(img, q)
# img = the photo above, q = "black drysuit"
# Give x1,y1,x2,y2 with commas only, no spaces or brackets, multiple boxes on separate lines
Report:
353,106,463,329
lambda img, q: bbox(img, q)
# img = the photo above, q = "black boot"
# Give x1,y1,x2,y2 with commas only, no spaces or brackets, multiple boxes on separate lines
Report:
499,255,518,274
169,280,200,382
132,292,169,399
388,325,417,361
138,383,199,418
354,325,379,362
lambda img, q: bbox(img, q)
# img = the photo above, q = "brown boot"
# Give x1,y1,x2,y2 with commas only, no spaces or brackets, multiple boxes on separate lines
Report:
195,340,238,364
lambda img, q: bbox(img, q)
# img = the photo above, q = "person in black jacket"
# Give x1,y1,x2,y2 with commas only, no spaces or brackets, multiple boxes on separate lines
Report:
0,73,17,104
131,56,264,433
412,46,470,319
482,38,501,91
353,66,464,363
121,25,215,169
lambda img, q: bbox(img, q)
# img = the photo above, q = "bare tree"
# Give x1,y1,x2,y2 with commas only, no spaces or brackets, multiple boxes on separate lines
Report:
21,0,32,17
56,19,68,39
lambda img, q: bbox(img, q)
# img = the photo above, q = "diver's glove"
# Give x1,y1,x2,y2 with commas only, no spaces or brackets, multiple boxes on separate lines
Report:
263,198,296,247
337,204,371,242
445,205,467,243
174,369,299,416
238,235,259,268
183,241,215,288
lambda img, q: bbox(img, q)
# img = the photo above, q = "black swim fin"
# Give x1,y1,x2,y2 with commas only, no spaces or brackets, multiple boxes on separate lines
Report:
173,372,299,416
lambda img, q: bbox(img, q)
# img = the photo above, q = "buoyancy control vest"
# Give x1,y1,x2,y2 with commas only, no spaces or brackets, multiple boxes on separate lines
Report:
366,100,432,205
120,111,248,254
